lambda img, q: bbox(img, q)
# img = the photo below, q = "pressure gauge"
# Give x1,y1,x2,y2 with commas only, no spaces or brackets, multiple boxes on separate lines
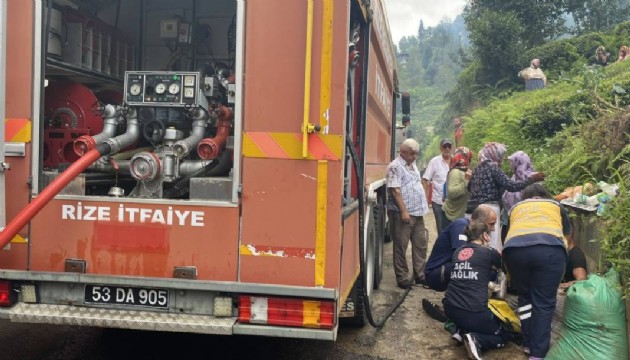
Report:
184,75,195,86
129,83,142,96
155,83,166,94
184,87,195,98
168,83,180,95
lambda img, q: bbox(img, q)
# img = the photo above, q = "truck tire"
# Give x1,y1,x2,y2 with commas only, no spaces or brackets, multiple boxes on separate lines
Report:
340,208,375,327
373,201,385,290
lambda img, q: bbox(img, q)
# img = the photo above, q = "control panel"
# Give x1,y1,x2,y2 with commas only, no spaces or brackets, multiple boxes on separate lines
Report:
124,71,201,107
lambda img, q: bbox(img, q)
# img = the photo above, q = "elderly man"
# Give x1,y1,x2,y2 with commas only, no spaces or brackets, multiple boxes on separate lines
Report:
518,58,547,91
387,139,430,288
422,138,453,232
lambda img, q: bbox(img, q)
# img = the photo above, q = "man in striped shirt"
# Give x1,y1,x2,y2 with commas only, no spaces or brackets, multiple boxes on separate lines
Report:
387,139,430,289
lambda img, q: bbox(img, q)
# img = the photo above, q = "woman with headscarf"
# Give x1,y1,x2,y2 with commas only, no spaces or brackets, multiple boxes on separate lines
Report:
618,45,630,62
501,151,536,241
502,151,535,213
441,146,473,229
467,143,544,252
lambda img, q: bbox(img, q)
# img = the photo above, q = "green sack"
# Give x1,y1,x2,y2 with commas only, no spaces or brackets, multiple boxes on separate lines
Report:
546,268,629,360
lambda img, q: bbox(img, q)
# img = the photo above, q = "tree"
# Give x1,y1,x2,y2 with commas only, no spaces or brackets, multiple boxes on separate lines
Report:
568,0,630,34
465,0,568,47
464,9,525,85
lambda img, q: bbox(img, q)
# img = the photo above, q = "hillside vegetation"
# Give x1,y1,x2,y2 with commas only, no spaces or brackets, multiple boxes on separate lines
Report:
458,22,630,294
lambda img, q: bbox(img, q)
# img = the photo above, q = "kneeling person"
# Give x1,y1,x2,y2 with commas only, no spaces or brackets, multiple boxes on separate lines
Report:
424,205,497,291
444,220,511,360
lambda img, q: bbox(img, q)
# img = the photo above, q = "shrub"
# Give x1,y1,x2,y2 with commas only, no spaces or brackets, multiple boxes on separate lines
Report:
521,40,582,78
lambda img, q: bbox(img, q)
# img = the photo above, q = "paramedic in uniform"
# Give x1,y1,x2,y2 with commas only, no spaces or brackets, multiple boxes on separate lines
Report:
424,205,497,291
503,183,570,360
387,138,429,288
443,220,511,360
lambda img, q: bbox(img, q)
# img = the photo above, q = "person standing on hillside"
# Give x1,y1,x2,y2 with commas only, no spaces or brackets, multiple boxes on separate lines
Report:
423,139,453,232
518,58,547,91
467,142,545,252
387,139,430,288
618,45,630,62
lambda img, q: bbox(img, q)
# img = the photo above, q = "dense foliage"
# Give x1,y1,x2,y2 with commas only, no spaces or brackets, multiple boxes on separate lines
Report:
447,0,630,119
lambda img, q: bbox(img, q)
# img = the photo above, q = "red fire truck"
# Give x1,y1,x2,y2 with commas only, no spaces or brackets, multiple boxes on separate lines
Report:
0,0,404,340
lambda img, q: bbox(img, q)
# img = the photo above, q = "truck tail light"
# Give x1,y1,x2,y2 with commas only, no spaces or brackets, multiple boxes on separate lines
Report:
0,280,13,307
238,296,335,329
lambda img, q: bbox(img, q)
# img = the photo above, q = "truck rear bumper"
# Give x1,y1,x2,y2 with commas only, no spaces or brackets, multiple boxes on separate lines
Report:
0,303,236,334
0,270,338,340
0,303,337,340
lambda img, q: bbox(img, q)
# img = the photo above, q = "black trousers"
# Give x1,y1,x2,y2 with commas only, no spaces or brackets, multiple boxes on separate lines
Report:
444,303,511,351
503,244,567,358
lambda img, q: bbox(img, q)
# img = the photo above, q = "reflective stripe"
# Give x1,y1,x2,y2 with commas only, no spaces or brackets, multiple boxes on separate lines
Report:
4,118,31,142
518,304,532,313
314,160,328,286
318,0,333,134
519,312,532,320
243,132,342,161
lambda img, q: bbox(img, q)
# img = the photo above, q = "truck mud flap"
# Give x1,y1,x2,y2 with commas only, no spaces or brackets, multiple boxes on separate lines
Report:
339,275,367,327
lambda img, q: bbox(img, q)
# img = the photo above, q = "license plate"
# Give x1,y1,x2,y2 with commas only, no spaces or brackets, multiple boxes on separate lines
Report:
84,285,169,309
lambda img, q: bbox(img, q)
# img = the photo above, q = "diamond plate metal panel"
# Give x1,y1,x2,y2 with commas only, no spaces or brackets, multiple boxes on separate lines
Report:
8,303,236,334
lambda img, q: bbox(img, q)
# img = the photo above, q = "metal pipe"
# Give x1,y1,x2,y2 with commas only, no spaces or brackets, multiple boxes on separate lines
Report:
0,145,109,249
91,104,119,144
179,159,214,176
173,114,208,158
232,0,245,203
32,0,44,194
105,108,139,154
88,159,130,173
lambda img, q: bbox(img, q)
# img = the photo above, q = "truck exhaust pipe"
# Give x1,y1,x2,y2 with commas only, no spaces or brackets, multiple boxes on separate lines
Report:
0,143,111,249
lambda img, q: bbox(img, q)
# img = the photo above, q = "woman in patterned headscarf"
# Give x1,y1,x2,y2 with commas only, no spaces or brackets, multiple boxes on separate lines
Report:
502,151,535,212
441,147,473,228
467,143,544,252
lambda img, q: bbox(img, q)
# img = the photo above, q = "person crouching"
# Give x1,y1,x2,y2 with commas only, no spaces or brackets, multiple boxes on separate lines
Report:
443,220,511,360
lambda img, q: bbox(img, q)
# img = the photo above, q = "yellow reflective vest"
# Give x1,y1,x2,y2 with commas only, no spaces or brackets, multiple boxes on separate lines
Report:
505,199,566,247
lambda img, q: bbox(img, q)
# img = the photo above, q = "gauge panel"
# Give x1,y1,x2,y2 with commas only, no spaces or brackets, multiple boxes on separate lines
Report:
124,71,200,107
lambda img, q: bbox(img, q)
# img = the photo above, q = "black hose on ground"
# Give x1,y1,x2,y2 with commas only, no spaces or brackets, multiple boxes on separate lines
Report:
345,137,410,328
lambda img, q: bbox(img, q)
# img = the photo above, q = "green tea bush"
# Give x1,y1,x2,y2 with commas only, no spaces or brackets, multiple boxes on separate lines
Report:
602,168,630,297
521,40,582,78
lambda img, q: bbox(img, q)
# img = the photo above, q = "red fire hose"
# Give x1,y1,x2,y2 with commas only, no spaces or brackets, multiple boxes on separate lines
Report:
0,147,104,249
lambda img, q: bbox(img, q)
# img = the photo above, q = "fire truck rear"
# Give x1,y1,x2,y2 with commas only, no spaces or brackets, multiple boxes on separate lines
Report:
0,0,404,340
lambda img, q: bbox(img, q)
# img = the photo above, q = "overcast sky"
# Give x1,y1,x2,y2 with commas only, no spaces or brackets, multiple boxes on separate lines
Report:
385,0,466,45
